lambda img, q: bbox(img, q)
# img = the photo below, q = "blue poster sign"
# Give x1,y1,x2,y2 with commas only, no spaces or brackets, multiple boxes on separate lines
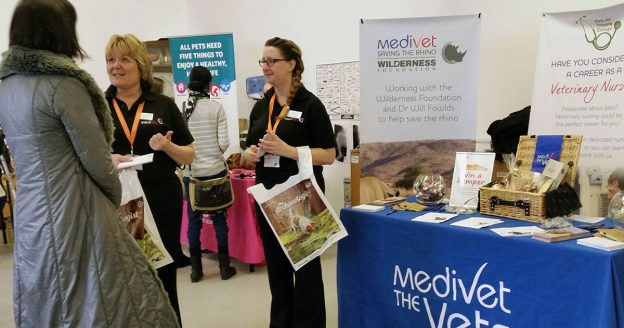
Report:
168,33,240,153
169,34,236,97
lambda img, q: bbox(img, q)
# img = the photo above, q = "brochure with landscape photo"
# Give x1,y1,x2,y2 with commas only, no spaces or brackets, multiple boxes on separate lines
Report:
117,196,170,268
118,169,173,269
251,178,348,270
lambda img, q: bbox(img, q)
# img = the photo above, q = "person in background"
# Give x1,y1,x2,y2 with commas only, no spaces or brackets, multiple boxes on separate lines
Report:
0,1,179,326
242,37,336,328
183,65,237,282
105,34,195,326
608,167,624,199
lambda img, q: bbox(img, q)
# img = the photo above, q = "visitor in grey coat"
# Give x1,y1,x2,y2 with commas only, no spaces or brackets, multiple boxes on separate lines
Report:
0,1,179,327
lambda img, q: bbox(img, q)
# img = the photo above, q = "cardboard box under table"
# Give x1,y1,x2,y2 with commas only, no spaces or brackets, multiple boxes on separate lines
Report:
479,135,581,223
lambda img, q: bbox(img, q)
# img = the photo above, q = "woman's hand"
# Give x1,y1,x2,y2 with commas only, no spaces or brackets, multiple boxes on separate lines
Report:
148,130,194,164
149,131,173,151
243,145,261,163
111,154,132,169
258,130,297,160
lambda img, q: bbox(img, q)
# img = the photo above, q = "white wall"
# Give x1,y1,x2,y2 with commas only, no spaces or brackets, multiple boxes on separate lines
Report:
0,0,188,89
186,0,622,138
185,0,623,210
2,0,622,211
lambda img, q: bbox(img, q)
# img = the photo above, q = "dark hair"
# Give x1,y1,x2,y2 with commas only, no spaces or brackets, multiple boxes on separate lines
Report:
188,66,212,92
264,37,304,109
9,0,86,59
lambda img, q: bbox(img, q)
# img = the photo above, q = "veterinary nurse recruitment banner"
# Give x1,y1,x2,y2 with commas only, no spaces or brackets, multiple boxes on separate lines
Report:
169,33,240,153
357,15,481,204
530,3,624,161
529,3,624,215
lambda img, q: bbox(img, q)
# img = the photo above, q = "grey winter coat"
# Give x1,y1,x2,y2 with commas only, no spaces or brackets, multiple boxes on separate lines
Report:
0,46,179,327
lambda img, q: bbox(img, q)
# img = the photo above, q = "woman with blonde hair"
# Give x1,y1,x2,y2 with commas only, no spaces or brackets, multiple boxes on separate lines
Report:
105,33,195,326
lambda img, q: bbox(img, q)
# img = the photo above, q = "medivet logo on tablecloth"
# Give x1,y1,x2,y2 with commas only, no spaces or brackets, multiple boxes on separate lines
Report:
393,263,512,327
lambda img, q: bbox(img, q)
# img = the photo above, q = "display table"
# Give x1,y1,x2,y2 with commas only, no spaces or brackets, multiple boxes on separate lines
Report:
181,169,264,266
337,206,624,327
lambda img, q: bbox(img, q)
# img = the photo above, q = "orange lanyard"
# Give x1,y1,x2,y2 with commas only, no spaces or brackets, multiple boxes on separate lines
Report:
267,94,289,133
112,99,145,156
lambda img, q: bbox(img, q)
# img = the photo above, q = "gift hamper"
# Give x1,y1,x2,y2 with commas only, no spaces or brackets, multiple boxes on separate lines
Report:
479,135,582,223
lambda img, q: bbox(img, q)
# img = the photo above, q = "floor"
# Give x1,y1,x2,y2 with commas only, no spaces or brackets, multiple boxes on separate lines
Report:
0,243,339,328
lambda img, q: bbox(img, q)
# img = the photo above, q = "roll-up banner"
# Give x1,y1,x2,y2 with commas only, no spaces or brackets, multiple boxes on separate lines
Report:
169,33,240,153
358,15,481,203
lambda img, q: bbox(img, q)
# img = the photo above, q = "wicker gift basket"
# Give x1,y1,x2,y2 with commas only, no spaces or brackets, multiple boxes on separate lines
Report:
479,135,582,223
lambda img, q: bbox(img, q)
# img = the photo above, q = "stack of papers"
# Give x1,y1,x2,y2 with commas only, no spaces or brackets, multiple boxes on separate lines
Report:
568,215,605,224
577,236,624,251
412,212,457,223
490,226,544,237
117,153,154,169
451,217,504,229
351,204,385,212
532,227,592,242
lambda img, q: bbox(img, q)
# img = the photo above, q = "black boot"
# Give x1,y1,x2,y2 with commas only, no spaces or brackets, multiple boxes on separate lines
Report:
218,253,237,280
190,255,203,283
176,250,191,268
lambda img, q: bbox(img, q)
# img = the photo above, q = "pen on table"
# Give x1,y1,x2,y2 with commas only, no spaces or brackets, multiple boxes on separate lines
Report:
386,210,398,216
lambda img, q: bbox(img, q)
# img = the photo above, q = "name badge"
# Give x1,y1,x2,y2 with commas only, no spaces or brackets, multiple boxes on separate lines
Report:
140,113,154,121
264,154,280,168
286,110,302,119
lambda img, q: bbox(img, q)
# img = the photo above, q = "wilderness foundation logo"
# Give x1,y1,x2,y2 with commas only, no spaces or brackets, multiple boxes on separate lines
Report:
441,43,467,64
375,33,470,72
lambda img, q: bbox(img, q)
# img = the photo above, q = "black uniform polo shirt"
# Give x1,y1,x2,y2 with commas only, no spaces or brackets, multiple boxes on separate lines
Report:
105,84,193,184
246,85,336,190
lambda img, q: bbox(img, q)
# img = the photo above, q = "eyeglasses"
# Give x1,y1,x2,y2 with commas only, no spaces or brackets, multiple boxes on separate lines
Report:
258,58,288,67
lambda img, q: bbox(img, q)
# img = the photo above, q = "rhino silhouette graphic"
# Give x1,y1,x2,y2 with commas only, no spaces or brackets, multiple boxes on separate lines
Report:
442,43,467,64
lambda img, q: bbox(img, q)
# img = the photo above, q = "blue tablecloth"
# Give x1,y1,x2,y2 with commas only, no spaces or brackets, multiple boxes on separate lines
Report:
337,207,624,327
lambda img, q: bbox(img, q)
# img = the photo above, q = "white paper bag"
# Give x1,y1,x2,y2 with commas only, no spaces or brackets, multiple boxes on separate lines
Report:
118,168,173,269
248,147,348,270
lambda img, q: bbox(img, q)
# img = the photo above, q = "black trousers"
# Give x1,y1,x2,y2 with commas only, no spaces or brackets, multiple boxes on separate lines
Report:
256,203,326,328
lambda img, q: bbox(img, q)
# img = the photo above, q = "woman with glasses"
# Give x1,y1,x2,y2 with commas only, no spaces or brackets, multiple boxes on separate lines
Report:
243,37,336,328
